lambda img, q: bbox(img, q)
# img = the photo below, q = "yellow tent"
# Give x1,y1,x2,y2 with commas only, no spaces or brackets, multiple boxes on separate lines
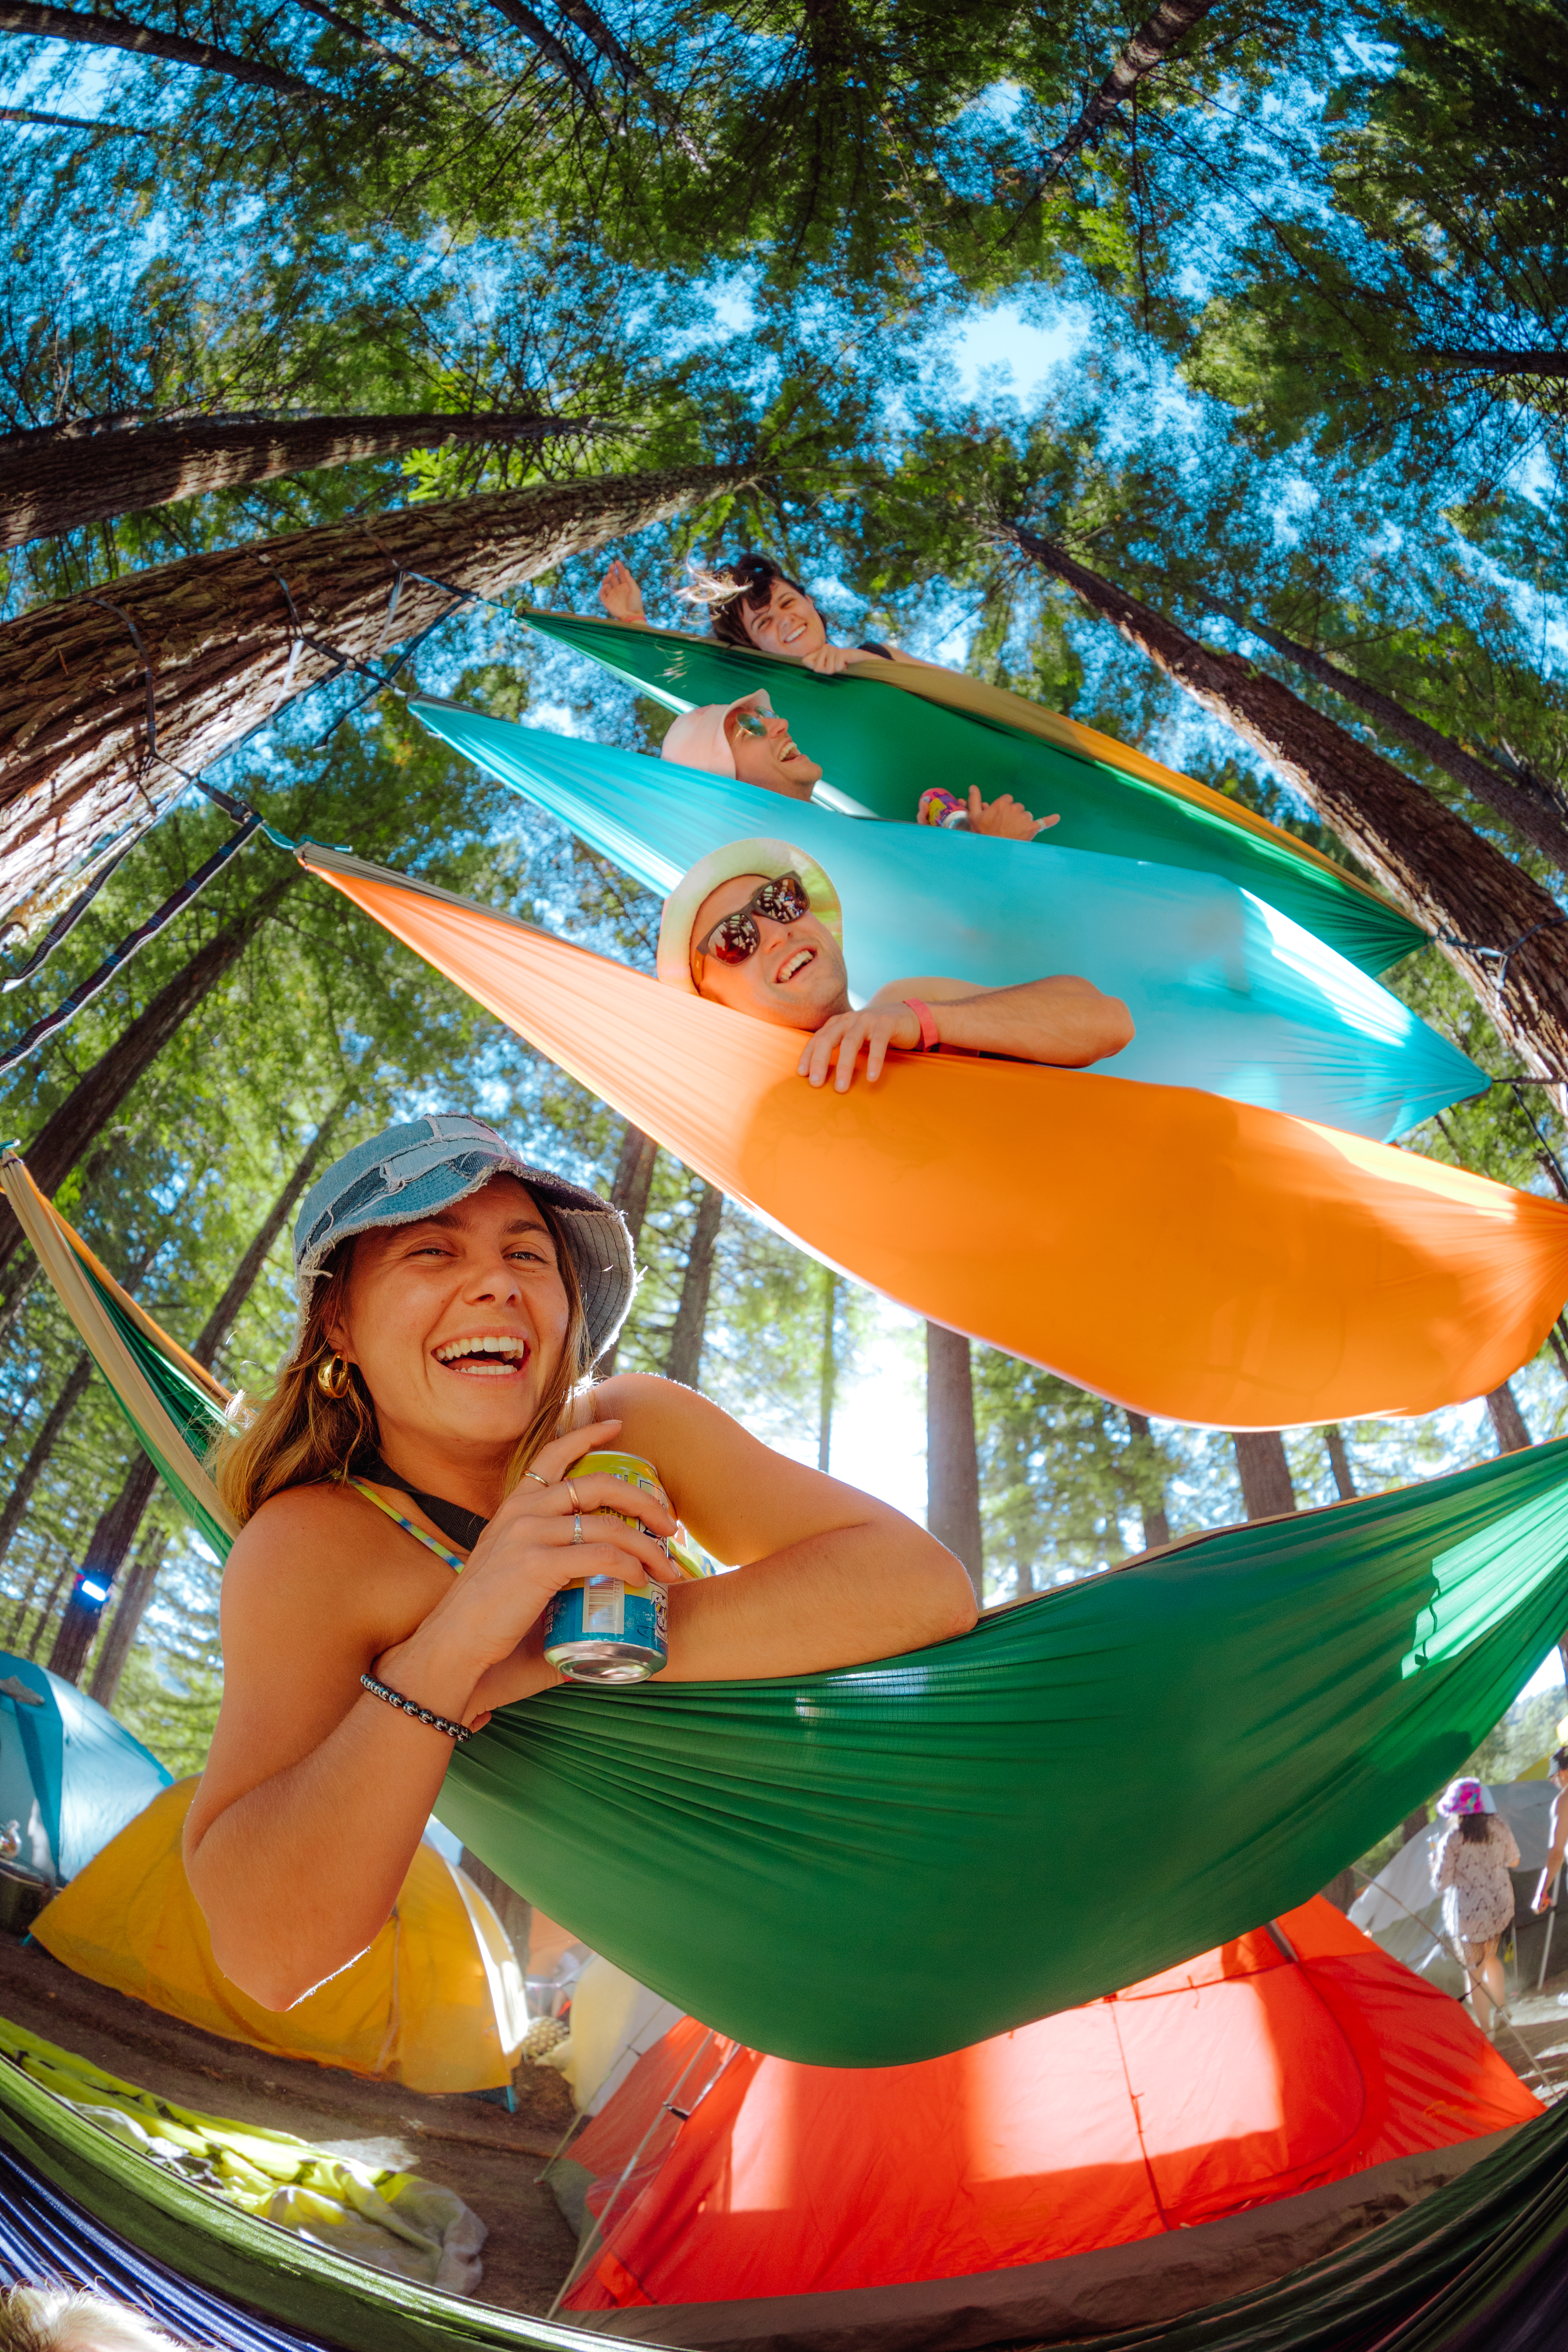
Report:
31,1780,527,2093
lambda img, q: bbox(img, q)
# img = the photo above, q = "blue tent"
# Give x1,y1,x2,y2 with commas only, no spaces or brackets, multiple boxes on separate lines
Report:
0,1651,169,1884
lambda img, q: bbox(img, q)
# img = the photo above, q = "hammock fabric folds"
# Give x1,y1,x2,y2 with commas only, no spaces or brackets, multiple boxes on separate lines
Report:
16,1137,1568,2064
6,1957,1568,2352
297,844,1568,1430
410,699,1483,1145
518,610,1427,976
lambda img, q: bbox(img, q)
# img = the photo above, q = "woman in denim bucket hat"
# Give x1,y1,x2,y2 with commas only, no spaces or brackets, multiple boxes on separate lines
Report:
186,1114,974,2010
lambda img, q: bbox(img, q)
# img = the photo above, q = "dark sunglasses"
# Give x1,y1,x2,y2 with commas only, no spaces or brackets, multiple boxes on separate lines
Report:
693,873,812,966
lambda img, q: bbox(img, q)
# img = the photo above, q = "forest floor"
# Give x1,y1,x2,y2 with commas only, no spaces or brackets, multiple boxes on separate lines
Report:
0,1928,581,2315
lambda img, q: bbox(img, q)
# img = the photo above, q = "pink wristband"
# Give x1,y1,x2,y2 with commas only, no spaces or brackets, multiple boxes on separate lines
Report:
903,998,940,1052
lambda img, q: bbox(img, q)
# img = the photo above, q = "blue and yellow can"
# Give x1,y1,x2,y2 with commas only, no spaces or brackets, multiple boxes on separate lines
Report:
542,1449,713,1684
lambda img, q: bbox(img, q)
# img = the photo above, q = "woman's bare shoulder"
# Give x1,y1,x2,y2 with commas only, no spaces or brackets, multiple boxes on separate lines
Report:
222,1482,388,1611
589,1371,730,1428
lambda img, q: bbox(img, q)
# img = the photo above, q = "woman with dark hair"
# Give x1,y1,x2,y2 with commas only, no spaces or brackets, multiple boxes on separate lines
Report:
1431,1777,1520,2035
184,1116,975,2012
598,553,943,676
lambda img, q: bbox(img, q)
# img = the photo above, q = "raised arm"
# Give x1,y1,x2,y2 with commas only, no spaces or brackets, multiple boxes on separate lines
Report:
598,559,648,626
800,973,1134,1091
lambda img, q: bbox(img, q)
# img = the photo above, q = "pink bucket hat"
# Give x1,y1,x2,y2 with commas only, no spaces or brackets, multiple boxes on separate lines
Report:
1436,1777,1488,1816
660,691,773,779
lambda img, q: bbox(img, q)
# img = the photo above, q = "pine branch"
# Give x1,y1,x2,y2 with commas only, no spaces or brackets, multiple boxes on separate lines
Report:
1036,0,1216,183
0,0,328,97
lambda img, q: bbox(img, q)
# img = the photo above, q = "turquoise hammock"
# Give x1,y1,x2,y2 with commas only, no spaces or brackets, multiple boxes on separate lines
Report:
411,696,1482,1143
9,1156,1568,2067
517,609,1427,976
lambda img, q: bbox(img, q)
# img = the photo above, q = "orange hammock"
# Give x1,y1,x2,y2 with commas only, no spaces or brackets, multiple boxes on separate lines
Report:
299,845,1568,1430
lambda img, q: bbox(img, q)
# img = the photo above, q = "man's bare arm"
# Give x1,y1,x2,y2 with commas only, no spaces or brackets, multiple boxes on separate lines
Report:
873,974,1133,1068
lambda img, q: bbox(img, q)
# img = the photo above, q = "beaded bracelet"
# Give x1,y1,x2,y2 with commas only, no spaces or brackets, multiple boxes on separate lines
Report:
360,1672,472,1743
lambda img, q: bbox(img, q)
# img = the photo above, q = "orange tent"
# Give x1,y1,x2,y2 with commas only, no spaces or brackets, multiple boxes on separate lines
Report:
558,1899,1539,2348
301,845,1568,1429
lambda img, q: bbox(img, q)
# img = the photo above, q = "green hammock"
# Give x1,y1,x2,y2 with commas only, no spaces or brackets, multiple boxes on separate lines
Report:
6,2002,1568,2352
519,609,1426,976
12,1152,1568,2065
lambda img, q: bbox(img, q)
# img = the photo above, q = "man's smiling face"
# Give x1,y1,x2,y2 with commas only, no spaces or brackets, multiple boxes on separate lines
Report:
689,874,851,1030
723,702,823,799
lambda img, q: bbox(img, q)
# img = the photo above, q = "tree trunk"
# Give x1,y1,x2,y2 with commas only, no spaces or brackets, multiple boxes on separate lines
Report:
0,1354,94,1629
1123,1409,1171,1548
0,459,756,922
1035,0,1216,179
926,1322,983,1596
1323,1424,1359,1499
1401,1807,1429,1845
1417,350,1568,380
0,876,296,1302
1193,593,1568,872
49,1451,161,1682
663,1181,723,1388
596,1120,658,1375
1233,1430,1297,1519
87,1530,168,1709
0,1,325,95
0,411,606,555
817,1268,839,1474
46,1102,348,1680
1486,1382,1532,1453
1010,528,1568,1101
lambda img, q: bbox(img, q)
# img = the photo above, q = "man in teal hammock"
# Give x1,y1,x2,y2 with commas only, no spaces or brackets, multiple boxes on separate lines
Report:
658,837,1133,1091
659,688,1056,842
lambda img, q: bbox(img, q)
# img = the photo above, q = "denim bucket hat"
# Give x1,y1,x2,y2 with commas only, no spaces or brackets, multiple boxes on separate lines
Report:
293,1115,635,1360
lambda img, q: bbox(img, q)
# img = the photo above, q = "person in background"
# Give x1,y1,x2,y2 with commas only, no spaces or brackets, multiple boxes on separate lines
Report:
598,552,945,676
657,838,1132,1091
1531,1745,1568,1914
1432,1776,1520,2037
658,688,1056,843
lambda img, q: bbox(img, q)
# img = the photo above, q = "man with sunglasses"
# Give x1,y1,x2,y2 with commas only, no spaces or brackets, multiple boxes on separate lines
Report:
656,839,1133,1092
659,690,1054,841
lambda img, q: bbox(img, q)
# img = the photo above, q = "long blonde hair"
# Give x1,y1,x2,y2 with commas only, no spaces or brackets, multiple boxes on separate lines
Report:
212,1198,594,1525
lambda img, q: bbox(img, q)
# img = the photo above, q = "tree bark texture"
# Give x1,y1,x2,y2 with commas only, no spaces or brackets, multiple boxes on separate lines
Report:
663,1181,723,1388
1196,594,1568,873
1324,1424,1359,1500
0,410,605,554
597,1120,658,1376
926,1322,983,1596
0,1,325,94
1124,1408,1171,1548
87,1530,167,1709
1013,528,1568,1097
0,1354,93,1616
0,876,296,1293
1486,1382,1532,1454
1233,1429,1297,1520
49,1449,161,1681
0,459,755,922
1038,0,1216,178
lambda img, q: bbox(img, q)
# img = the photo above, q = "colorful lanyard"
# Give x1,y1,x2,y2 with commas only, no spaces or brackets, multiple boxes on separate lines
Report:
349,1477,468,1574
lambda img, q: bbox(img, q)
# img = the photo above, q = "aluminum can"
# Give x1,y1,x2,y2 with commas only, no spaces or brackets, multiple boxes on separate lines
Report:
541,1449,712,1684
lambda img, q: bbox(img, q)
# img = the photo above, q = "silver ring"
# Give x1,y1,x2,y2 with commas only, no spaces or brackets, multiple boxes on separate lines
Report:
524,1470,550,1489
572,1514,583,1545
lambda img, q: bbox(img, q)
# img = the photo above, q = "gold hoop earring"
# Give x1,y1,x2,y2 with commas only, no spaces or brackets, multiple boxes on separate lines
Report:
316,1354,354,1400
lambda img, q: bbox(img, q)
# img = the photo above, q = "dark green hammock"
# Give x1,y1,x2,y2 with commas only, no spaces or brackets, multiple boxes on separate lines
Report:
12,1156,1568,2065
520,608,1426,976
4,2017,1568,2352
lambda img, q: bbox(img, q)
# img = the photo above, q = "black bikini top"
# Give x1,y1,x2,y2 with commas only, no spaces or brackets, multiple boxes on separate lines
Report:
352,1448,488,1554
857,640,895,661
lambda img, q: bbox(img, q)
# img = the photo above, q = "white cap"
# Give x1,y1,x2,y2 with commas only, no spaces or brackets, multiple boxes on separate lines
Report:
656,839,843,995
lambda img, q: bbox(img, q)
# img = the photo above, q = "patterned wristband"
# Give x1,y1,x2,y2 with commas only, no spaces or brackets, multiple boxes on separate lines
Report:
902,997,940,1052
360,1672,472,1743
